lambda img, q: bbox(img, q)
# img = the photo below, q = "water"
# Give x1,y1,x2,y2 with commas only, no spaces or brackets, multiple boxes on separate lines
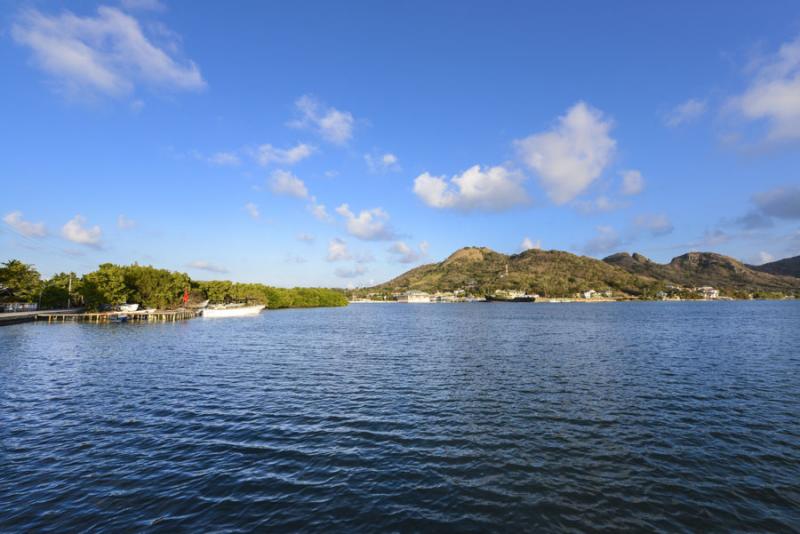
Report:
1,302,799,532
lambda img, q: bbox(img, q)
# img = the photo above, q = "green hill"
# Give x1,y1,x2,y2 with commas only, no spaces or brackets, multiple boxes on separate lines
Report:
604,251,800,293
375,247,658,297
367,247,800,298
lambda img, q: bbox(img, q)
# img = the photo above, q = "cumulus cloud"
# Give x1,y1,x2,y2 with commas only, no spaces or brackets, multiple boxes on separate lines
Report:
520,237,541,251
515,102,616,204
413,164,529,211
620,169,645,196
244,202,260,219
12,6,205,98
335,265,367,278
269,169,308,198
61,215,102,247
633,213,674,237
582,226,621,256
664,98,707,127
365,152,400,173
289,95,354,145
752,186,800,220
729,35,800,141
254,143,314,166
187,260,228,274
327,238,352,262
388,241,429,264
335,204,395,241
3,211,47,237
117,214,136,229
307,196,331,222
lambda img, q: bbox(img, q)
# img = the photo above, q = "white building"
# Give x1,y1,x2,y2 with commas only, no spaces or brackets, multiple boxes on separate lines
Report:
696,286,720,300
397,291,431,303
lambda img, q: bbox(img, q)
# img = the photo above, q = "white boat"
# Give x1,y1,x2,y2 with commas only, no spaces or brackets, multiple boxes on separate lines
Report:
118,303,139,312
201,304,265,318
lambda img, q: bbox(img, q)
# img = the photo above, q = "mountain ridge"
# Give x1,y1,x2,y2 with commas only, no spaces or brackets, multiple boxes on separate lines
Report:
368,246,800,297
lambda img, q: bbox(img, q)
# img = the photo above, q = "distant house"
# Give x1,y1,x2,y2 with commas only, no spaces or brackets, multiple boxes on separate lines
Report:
0,302,38,313
582,290,597,299
695,286,720,300
397,291,431,303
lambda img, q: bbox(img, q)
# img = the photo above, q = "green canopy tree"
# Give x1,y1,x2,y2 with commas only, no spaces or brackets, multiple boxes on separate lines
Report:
40,272,82,309
0,259,42,303
80,263,128,310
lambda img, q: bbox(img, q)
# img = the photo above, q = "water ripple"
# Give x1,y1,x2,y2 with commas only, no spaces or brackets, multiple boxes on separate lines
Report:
1,301,800,531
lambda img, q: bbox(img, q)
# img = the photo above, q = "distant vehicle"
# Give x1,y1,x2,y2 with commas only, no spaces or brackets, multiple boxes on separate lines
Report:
201,304,265,318
118,304,139,312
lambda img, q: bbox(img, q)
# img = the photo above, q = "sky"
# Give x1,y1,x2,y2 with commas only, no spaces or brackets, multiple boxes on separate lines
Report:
2,0,800,287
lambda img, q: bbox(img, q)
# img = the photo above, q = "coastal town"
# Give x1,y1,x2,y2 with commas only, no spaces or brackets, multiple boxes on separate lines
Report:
350,285,732,304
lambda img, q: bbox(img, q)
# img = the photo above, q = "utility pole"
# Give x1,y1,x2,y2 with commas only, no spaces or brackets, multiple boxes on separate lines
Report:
67,275,72,309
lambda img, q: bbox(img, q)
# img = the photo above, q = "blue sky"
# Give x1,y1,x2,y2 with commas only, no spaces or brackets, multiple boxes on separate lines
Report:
2,0,800,287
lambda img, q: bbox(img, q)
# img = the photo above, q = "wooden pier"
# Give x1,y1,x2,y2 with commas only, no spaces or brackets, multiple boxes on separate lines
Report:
36,309,202,324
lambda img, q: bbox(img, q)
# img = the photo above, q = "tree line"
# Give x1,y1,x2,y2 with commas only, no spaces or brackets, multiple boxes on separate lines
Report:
0,259,348,311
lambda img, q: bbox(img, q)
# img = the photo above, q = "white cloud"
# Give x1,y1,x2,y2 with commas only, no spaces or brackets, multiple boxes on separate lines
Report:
388,241,429,264
244,202,260,219
620,169,644,196
3,211,47,237
327,238,351,262
520,237,541,251
633,214,674,237
573,195,626,214
296,233,314,243
269,169,308,198
307,196,331,222
335,204,395,241
208,151,240,166
755,251,775,265
61,215,102,247
365,152,400,173
582,226,621,256
187,260,228,274
729,35,800,140
289,95,354,145
664,98,707,127
413,164,529,211
254,143,314,166
335,265,367,278
12,6,205,98
515,102,616,204
117,214,136,229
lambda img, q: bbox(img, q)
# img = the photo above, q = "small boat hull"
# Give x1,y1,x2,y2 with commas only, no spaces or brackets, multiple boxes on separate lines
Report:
119,304,139,312
201,305,265,318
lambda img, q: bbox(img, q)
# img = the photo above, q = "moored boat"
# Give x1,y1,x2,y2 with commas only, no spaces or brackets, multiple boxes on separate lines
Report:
201,304,265,318
118,303,139,312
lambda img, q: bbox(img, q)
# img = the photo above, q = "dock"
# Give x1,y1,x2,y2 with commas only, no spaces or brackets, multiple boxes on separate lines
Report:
0,309,201,326
39,309,202,323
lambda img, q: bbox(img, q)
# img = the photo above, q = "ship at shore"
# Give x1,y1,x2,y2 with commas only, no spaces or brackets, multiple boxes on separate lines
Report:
201,304,265,318
484,290,538,303
485,295,538,302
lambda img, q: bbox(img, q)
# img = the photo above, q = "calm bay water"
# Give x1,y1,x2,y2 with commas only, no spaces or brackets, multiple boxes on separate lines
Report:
1,302,799,531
